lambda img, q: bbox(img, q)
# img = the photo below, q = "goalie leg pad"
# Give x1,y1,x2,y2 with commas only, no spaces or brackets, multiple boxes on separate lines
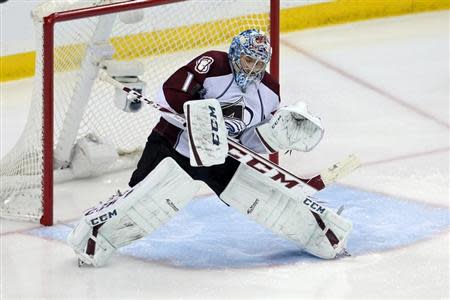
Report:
67,157,201,267
220,164,352,259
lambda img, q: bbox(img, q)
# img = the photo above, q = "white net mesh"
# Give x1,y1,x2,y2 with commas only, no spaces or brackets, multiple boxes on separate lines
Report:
0,0,273,222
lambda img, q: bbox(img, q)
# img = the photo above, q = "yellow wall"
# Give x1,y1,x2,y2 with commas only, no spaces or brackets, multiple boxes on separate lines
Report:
280,0,449,33
1,0,448,82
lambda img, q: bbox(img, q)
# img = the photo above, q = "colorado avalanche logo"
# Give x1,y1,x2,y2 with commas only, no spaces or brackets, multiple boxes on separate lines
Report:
225,119,246,137
195,56,214,74
221,96,253,137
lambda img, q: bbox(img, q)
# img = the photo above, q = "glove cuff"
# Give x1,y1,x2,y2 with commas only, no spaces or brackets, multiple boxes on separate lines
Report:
255,123,280,153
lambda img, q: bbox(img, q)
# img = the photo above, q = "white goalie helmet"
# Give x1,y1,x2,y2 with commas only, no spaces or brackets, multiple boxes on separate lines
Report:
228,29,272,92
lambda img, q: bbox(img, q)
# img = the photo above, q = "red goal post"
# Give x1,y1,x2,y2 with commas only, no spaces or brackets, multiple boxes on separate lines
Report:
1,0,280,226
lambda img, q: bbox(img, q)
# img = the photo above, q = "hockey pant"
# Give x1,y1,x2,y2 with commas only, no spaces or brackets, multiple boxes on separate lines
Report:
129,131,240,197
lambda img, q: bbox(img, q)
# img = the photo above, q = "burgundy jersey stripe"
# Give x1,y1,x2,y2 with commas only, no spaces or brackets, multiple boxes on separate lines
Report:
185,104,202,166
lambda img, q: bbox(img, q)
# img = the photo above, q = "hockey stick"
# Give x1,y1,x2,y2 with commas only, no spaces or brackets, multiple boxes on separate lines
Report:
100,72,360,211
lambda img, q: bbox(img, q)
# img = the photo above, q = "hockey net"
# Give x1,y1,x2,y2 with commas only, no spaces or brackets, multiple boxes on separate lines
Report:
0,0,279,225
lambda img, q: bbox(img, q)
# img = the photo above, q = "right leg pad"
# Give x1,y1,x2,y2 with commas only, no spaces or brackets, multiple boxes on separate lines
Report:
67,157,201,267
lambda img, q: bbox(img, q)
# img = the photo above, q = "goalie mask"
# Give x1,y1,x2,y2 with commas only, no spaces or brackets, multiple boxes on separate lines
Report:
229,29,272,92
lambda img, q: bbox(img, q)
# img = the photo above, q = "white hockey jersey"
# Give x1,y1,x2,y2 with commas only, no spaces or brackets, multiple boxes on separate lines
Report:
153,50,280,157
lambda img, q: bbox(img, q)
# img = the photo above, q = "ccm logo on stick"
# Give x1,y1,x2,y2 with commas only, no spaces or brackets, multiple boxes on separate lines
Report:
227,142,326,214
228,143,299,189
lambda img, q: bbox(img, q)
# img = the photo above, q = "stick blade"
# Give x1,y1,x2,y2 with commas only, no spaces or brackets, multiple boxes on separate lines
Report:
321,154,361,186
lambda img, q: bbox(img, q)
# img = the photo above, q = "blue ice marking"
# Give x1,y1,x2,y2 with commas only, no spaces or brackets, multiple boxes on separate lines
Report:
28,185,450,268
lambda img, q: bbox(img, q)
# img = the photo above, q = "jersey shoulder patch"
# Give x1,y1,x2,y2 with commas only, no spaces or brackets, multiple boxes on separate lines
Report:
195,56,214,74
190,51,231,77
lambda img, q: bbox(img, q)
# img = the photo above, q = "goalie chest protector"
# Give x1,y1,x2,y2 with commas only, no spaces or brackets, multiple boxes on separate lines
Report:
153,50,280,158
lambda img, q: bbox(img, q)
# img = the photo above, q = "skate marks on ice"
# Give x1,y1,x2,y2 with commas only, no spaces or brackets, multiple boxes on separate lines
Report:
27,186,450,269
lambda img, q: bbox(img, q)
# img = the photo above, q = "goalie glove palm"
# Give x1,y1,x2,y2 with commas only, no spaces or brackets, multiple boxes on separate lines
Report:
256,101,324,152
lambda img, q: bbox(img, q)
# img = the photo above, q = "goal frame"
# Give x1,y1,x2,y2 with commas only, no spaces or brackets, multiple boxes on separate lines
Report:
40,0,280,225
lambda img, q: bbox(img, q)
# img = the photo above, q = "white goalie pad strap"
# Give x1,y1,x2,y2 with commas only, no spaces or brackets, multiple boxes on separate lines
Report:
183,99,228,167
220,164,352,259
67,157,201,267
256,101,324,152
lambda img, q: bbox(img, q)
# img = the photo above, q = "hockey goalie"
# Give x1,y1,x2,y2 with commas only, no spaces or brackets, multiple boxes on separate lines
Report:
67,29,355,267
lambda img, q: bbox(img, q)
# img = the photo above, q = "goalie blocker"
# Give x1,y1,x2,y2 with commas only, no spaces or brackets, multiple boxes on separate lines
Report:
183,99,228,167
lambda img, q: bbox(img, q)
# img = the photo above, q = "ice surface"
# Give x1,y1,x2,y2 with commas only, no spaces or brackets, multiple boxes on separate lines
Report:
28,188,450,268
1,11,449,299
